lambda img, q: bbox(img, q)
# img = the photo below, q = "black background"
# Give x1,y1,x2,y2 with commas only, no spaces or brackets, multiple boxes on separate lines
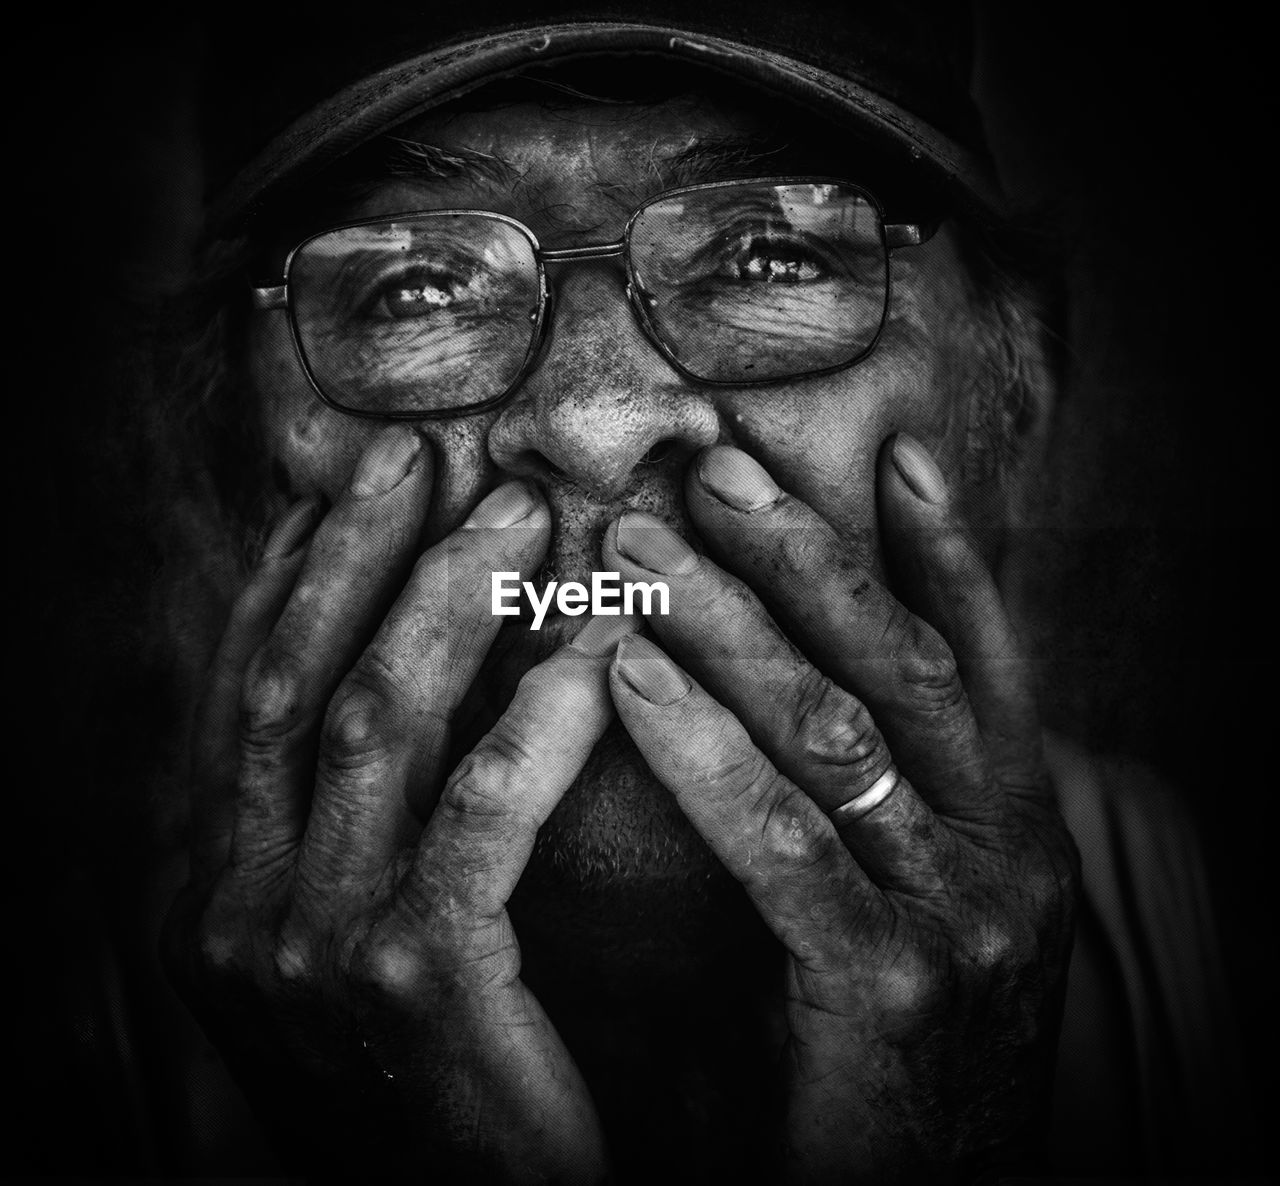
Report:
10,2,1272,1177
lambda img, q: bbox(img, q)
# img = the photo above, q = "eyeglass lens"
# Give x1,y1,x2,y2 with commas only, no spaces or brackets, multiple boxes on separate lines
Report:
288,183,887,415
290,214,542,415
629,183,887,383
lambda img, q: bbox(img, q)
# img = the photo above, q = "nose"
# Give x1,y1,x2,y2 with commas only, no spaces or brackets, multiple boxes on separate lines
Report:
487,264,719,502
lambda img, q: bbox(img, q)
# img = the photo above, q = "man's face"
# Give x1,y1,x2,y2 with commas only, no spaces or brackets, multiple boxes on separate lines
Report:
246,87,1007,916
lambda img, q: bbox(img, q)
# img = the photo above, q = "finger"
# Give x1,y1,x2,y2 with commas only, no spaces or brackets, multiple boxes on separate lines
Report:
597,527,954,893
190,497,321,876
608,635,892,968
826,767,950,897
878,434,1045,793
231,425,431,871
388,614,636,936
603,512,898,817
294,482,556,899
348,616,621,1177
685,444,996,819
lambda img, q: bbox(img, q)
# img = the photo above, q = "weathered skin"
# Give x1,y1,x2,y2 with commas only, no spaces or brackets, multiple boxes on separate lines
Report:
246,97,1010,881
165,92,1075,1184
251,99,978,550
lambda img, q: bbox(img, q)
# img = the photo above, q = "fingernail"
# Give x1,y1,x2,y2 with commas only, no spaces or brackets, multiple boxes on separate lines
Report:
570,613,640,657
698,446,782,512
614,511,698,575
349,426,422,497
615,636,690,705
461,481,536,529
262,498,321,559
891,435,947,505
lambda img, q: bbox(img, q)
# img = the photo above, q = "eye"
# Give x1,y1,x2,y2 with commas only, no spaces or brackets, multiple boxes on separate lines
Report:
722,237,826,284
368,268,465,319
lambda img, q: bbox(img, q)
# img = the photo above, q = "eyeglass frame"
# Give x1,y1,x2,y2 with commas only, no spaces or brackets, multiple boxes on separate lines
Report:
251,176,937,422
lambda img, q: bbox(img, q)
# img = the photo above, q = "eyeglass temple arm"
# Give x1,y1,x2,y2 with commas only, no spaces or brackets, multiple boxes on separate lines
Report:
884,222,933,248
249,222,931,308
253,285,288,310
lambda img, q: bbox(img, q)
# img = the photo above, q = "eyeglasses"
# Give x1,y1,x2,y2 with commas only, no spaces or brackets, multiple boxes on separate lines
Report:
252,177,934,420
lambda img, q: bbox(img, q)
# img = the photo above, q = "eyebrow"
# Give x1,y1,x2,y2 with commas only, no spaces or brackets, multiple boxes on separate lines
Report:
656,135,793,186
382,137,519,185
376,130,795,196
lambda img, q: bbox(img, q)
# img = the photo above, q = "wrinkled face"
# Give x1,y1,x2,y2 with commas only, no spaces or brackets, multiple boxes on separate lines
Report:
246,86,1023,926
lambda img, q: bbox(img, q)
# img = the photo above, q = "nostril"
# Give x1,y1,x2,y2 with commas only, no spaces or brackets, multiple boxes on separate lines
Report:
503,448,559,481
640,439,679,466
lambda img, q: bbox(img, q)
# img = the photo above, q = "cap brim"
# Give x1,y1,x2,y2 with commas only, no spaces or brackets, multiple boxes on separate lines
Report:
209,21,1005,237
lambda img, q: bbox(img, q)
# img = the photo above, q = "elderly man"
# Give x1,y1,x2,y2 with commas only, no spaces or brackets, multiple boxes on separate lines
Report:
144,4,1237,1182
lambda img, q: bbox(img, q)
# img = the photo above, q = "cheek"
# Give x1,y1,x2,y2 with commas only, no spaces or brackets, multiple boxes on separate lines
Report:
717,239,975,537
247,314,497,535
249,315,370,499
717,327,946,537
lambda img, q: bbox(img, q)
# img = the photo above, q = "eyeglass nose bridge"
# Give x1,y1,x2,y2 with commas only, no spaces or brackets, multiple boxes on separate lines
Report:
530,235,669,364
539,240,627,263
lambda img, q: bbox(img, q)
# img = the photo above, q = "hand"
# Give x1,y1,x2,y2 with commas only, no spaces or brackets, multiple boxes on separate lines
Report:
603,438,1079,1184
163,425,617,1182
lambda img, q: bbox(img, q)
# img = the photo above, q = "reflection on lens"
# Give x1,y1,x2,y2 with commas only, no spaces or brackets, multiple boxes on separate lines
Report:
290,214,541,414
629,183,887,382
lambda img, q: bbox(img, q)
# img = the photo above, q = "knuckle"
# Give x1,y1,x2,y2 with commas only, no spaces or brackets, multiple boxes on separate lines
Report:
757,784,841,873
389,863,443,931
354,632,417,696
787,672,888,782
438,748,523,825
702,745,776,802
194,920,244,982
959,920,1028,976
873,943,950,1021
892,613,964,710
239,651,302,746
1021,824,1082,925
319,681,391,772
480,716,540,772
351,923,515,1016
272,923,324,985
179,893,258,992
349,931,431,1009
1019,858,1066,919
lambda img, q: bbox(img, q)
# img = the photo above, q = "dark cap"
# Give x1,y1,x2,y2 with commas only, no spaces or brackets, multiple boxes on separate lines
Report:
204,0,1002,237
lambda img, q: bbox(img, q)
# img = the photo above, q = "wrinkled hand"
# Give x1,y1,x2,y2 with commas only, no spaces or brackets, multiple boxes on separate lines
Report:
163,425,615,1182
604,438,1079,1184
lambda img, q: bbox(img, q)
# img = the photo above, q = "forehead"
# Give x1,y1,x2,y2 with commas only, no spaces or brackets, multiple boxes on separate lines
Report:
263,74,930,256
399,93,766,179
303,95,785,244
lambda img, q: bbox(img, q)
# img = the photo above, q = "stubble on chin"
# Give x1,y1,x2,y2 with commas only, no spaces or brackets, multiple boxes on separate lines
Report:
459,614,725,890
